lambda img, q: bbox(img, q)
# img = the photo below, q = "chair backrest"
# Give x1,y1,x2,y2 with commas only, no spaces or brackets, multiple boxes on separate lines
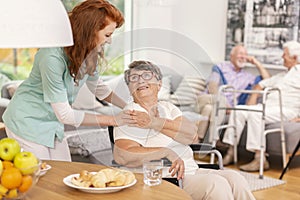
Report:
108,126,115,148
1,80,23,99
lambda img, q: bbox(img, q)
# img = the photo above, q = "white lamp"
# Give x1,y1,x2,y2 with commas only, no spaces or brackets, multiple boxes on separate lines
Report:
0,0,73,48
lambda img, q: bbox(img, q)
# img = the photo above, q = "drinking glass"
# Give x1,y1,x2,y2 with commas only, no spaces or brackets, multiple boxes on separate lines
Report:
143,160,163,186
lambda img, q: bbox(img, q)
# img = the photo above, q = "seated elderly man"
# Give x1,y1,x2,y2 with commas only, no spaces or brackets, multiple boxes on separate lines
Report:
196,44,270,140
222,41,300,171
113,60,255,200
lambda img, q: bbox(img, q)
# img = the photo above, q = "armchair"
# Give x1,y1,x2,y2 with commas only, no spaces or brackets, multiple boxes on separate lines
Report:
0,80,23,139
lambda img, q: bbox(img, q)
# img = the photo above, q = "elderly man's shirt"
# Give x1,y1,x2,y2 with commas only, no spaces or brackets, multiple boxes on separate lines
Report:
259,64,300,115
207,61,256,106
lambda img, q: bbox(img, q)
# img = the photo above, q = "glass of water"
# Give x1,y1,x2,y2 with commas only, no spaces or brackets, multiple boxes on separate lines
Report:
143,160,163,186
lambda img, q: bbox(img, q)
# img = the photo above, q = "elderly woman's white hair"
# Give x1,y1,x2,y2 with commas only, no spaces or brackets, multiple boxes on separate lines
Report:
283,41,300,63
124,60,162,85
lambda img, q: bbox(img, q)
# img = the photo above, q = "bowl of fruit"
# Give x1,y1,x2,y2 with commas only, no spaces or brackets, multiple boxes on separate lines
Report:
0,138,40,199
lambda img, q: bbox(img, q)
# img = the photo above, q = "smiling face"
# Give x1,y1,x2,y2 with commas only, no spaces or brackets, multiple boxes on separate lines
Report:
230,45,248,70
128,69,162,103
282,47,298,70
96,21,117,52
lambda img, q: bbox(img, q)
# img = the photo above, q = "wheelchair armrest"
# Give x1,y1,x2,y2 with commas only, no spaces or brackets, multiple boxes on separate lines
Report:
190,143,224,170
197,163,220,170
162,177,180,187
189,143,214,151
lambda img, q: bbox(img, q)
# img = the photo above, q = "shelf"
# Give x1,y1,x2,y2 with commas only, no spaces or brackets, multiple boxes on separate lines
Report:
246,63,286,71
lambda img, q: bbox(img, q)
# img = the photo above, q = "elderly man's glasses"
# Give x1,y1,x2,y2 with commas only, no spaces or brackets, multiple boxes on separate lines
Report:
128,71,155,82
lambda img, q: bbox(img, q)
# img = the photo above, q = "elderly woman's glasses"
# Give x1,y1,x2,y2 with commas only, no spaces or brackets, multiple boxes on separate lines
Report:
128,71,155,82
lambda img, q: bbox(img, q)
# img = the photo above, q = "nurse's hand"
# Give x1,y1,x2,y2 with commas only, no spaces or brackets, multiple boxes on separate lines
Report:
114,110,137,126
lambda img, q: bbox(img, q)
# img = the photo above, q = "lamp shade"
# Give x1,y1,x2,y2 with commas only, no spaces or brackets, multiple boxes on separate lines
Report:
0,0,73,48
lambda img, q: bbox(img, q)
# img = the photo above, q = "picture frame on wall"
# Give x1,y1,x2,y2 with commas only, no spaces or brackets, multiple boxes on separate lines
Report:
225,0,247,60
225,0,300,67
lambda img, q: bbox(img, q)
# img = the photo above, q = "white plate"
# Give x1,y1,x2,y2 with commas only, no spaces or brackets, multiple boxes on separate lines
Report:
63,173,137,194
39,164,51,176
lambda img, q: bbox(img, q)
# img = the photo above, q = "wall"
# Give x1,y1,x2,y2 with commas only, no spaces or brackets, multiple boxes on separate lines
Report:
129,0,284,78
171,0,228,63
130,0,228,78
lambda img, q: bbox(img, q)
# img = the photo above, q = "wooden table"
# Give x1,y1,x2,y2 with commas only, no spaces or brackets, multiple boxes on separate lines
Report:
25,160,192,200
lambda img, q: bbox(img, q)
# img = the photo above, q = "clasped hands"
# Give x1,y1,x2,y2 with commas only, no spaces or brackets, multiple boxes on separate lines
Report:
114,109,185,179
115,109,161,129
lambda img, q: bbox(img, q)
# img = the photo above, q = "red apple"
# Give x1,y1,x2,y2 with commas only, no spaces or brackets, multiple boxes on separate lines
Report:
0,138,21,161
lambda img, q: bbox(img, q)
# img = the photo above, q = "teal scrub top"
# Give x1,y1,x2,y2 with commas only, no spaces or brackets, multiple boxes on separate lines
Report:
3,47,99,148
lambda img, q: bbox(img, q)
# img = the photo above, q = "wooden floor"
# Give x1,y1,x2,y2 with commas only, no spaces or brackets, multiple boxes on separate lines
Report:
196,154,300,200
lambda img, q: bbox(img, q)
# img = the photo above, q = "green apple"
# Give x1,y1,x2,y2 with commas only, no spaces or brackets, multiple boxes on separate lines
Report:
0,138,21,161
13,152,39,175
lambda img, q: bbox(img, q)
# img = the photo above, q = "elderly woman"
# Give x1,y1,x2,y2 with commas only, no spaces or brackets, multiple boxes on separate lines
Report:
113,60,255,200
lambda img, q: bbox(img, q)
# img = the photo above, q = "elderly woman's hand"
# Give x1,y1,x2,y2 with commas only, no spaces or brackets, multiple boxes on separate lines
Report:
169,158,185,180
129,110,165,131
129,110,152,128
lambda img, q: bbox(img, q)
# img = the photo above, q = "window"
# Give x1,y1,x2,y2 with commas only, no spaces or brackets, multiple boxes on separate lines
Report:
0,48,37,80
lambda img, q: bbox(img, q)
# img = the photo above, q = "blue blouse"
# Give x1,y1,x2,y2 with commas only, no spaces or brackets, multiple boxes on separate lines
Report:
3,47,100,148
